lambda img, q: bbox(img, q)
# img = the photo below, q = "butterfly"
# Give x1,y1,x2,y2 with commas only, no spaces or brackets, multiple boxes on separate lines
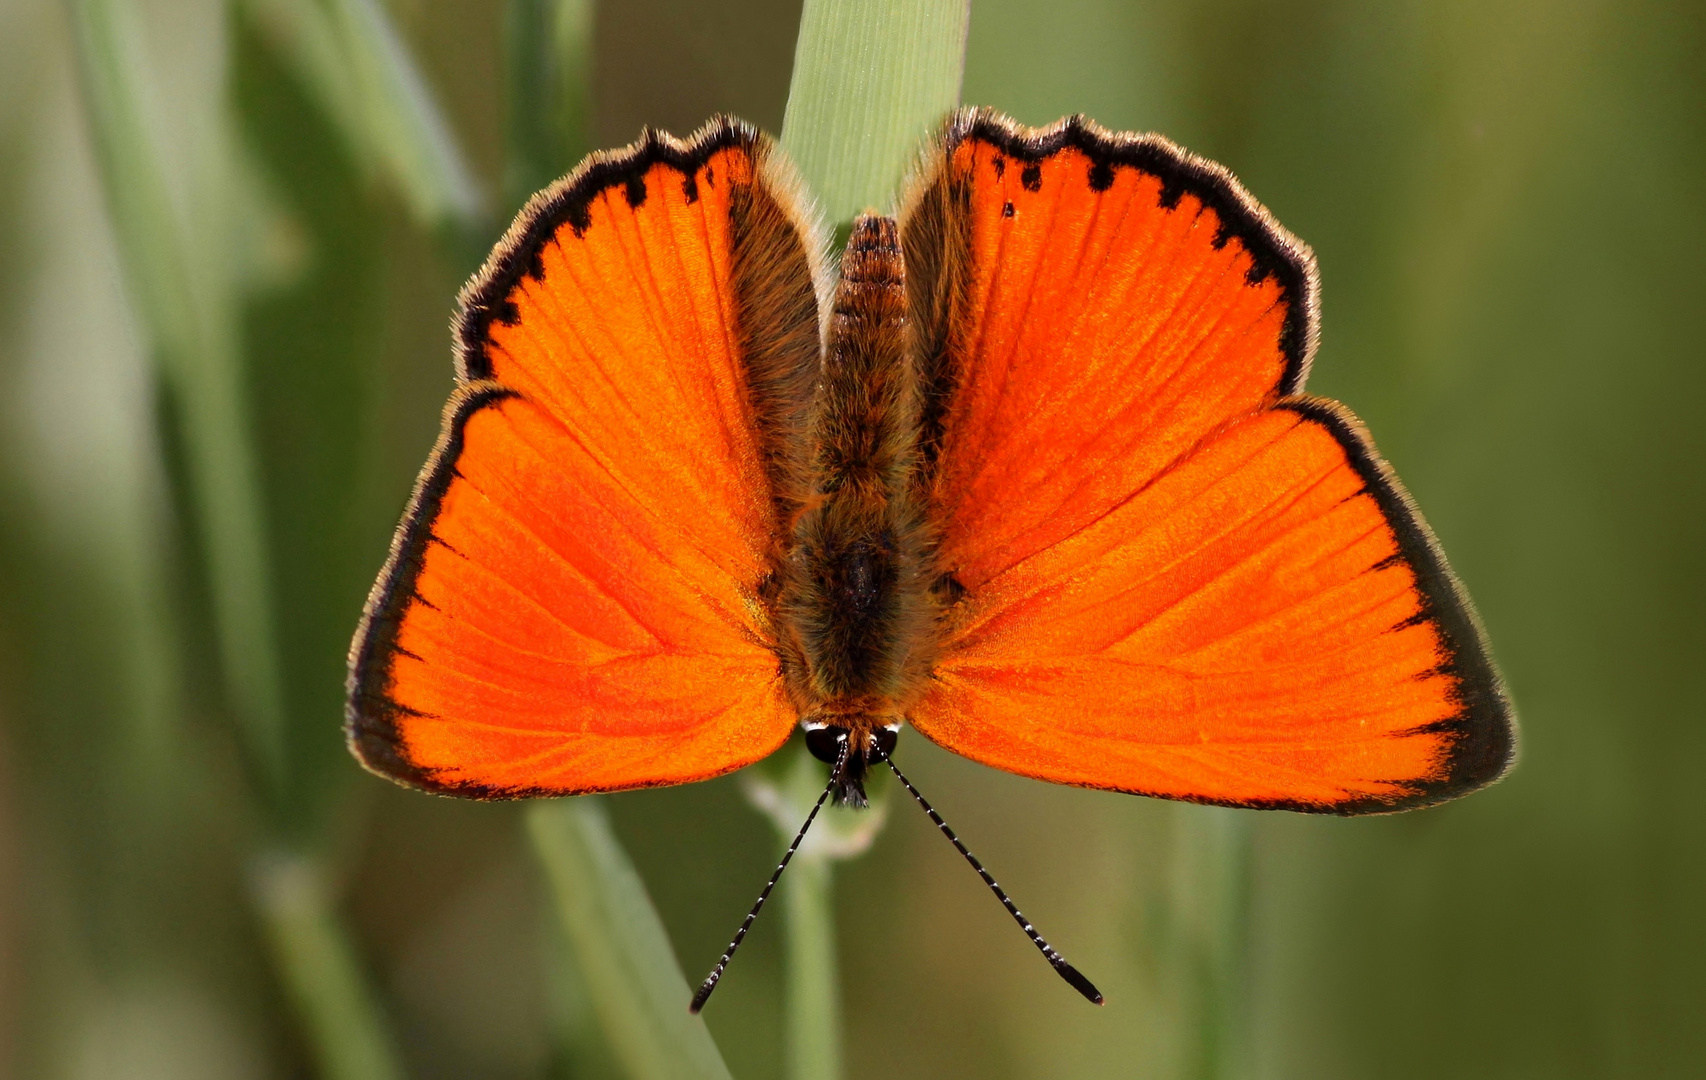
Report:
346,107,1515,1007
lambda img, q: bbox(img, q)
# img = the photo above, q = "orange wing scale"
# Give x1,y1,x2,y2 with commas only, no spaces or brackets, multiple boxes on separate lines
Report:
910,112,1512,812
347,125,797,797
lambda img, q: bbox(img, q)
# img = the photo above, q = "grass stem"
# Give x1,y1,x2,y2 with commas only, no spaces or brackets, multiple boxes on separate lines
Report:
504,0,593,212
528,798,734,1080
68,4,412,1076
250,852,406,1080
241,0,486,236
1174,804,1253,1080
780,755,843,1080
67,0,288,805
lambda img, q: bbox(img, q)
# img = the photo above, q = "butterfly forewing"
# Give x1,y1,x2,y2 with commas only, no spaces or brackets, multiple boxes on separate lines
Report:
346,120,825,798
902,109,1513,812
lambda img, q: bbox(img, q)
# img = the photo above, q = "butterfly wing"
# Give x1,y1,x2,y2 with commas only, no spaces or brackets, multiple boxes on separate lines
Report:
347,119,825,797
901,109,1514,812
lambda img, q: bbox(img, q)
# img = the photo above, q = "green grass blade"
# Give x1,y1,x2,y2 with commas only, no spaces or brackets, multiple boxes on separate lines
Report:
327,0,485,229
251,853,407,1080
783,856,840,1080
781,0,969,228
241,0,485,233
546,0,593,157
505,0,593,211
66,0,287,793
1173,805,1252,1080
68,6,411,1077
528,799,734,1080
745,747,888,1080
240,0,367,172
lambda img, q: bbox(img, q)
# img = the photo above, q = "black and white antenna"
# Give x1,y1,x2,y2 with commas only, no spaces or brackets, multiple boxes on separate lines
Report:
884,757,1103,1005
690,737,850,1013
689,737,1101,1011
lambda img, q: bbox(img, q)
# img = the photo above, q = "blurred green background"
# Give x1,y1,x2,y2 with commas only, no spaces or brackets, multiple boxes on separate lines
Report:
0,0,1701,1077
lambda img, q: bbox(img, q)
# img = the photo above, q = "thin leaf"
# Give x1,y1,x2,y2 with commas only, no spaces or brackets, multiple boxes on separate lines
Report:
528,798,734,1080
66,0,288,793
68,6,411,1078
505,0,594,211
241,0,486,233
744,748,887,1080
251,852,407,1080
781,0,970,229
327,0,485,229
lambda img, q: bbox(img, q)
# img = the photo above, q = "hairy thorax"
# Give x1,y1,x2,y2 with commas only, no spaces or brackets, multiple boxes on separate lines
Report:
772,216,942,802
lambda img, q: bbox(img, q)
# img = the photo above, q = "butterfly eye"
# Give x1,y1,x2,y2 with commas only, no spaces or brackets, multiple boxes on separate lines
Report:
804,723,848,765
804,721,900,764
868,724,899,763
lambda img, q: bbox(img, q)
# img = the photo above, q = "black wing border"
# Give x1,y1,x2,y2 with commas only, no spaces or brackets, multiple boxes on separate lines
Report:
938,107,1321,396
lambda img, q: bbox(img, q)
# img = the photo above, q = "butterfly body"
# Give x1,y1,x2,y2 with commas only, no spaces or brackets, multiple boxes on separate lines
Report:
774,215,940,803
348,109,1512,814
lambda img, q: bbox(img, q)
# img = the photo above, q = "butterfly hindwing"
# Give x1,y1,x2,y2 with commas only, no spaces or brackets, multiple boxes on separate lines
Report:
902,109,1514,812
347,119,826,797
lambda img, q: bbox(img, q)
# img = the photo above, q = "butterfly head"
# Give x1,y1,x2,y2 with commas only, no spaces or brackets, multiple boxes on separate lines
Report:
803,718,900,807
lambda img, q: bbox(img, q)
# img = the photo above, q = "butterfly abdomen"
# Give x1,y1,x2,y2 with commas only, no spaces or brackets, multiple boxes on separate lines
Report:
778,216,940,728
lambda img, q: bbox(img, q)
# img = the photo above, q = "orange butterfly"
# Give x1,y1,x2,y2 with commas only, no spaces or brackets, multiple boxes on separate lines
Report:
346,108,1515,1007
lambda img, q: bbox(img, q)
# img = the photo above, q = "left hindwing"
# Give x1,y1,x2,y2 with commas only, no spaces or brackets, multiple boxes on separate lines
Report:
899,108,1515,813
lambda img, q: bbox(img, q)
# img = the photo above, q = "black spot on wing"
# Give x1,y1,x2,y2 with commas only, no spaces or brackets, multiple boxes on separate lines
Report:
1020,163,1043,191
565,200,592,238
1088,159,1114,192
